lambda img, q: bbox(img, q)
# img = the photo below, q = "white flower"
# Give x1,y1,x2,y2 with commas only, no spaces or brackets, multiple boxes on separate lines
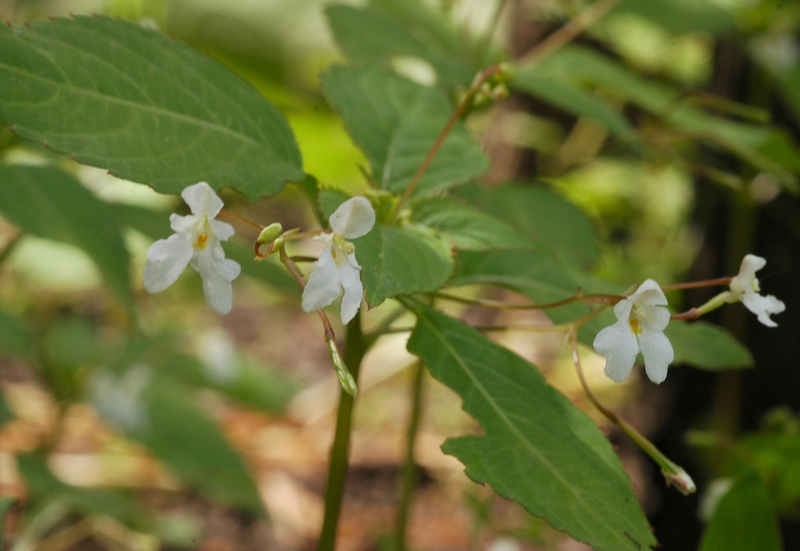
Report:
302,197,376,324
729,254,785,327
593,279,674,384
143,182,241,314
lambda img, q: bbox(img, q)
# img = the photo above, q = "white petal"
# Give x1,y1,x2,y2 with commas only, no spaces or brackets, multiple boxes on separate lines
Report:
302,246,342,313
195,251,240,314
182,182,224,218
143,233,193,293
593,322,639,383
337,252,364,324
330,197,376,239
612,296,634,323
640,304,671,333
639,329,674,384
630,279,668,307
210,219,235,241
170,213,197,233
742,292,786,327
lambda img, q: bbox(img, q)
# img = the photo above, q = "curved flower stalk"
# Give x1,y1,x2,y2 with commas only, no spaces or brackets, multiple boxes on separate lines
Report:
302,197,376,324
729,254,785,327
143,182,241,314
593,279,674,384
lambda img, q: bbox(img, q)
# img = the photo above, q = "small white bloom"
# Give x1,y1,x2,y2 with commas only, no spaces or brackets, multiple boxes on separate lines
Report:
143,182,241,314
302,197,376,324
593,279,675,384
729,254,785,327
89,364,151,435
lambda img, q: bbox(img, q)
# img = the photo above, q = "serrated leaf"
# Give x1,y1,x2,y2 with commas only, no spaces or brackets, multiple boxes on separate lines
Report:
407,306,656,551
456,182,601,268
322,65,489,195
355,224,453,306
666,321,753,370
0,165,132,312
411,196,530,251
699,471,782,551
0,16,304,199
326,4,472,89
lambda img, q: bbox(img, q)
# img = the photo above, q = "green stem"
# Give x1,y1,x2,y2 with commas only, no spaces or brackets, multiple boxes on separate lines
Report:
395,361,426,551
317,311,367,551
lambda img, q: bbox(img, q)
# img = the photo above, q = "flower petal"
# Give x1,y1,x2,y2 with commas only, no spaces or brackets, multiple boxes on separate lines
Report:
195,251,241,315
170,213,197,233
337,252,364,324
302,246,342,313
593,322,639,383
182,182,224,218
742,292,786,327
639,329,674,384
630,279,668,307
210,219,235,241
143,233,193,293
330,197,376,239
640,304,671,333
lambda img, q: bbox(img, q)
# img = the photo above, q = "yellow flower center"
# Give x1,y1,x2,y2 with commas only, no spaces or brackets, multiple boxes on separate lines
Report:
629,317,642,334
195,233,208,249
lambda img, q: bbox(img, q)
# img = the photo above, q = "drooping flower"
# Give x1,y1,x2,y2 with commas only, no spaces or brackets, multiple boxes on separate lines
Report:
143,182,241,314
728,254,785,327
302,196,376,324
593,279,675,384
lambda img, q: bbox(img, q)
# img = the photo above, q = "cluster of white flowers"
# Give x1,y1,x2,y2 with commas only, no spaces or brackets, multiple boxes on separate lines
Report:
143,184,375,323
593,255,785,384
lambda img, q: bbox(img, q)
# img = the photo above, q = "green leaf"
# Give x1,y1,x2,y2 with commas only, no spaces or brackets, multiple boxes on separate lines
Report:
0,16,303,200
0,165,133,312
326,4,472,89
110,203,300,294
734,432,800,514
612,0,736,34
407,305,656,551
456,182,601,268
512,72,638,141
355,224,453,306
317,188,352,222
92,358,262,512
518,46,798,189
449,249,616,342
666,321,753,371
17,454,141,523
321,65,489,195
0,310,32,358
411,196,531,251
699,471,782,551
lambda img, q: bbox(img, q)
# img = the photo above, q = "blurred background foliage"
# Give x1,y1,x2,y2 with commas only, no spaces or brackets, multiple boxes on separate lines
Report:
0,0,799,549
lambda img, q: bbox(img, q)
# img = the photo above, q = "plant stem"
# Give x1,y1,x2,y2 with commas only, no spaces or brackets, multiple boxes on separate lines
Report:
517,0,623,66
390,65,503,219
318,311,367,551
395,361,426,551
218,209,264,231
569,329,695,495
433,290,622,310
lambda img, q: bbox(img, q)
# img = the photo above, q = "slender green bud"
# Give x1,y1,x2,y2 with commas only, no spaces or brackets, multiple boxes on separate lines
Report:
327,339,358,397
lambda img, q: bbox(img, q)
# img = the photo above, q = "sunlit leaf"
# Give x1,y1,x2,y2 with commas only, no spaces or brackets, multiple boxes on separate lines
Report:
407,305,657,551
322,65,489,195
699,471,782,551
0,165,132,312
667,321,753,370
355,224,453,305
0,16,304,199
